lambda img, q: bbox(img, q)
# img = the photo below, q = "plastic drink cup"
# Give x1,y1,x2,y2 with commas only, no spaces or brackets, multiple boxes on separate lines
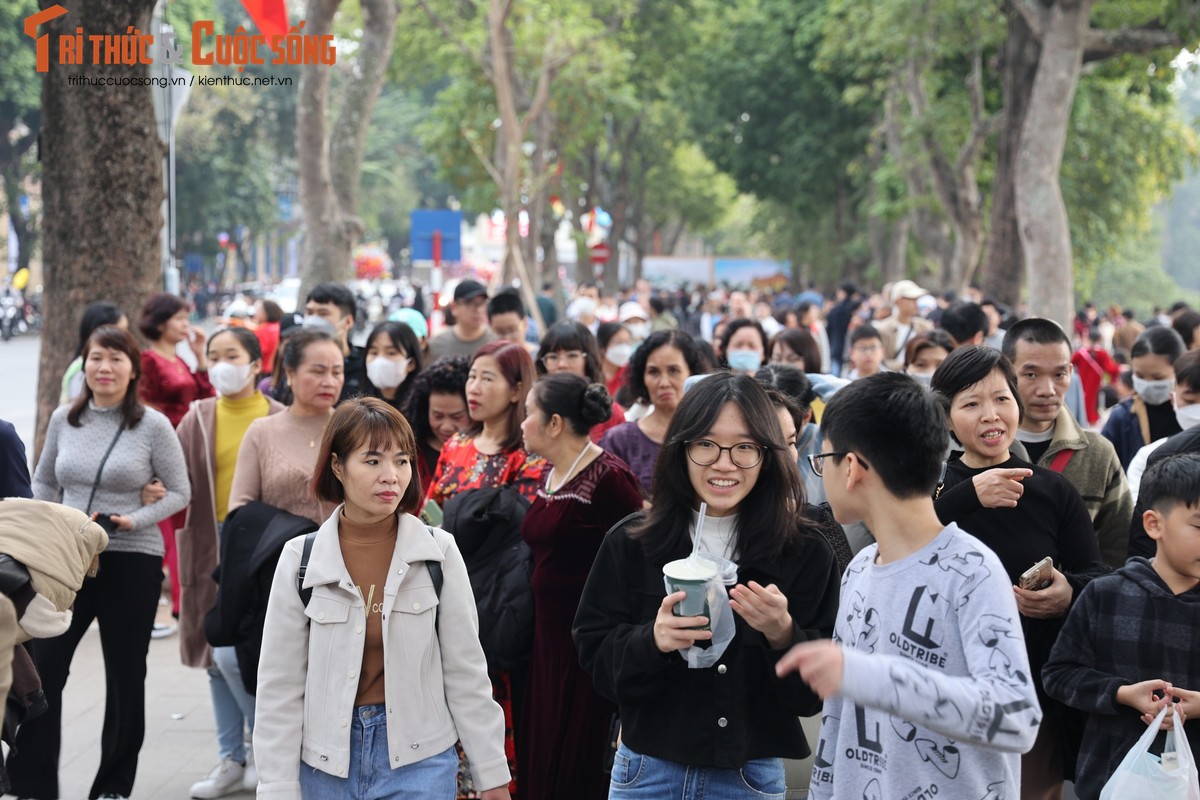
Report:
663,557,716,630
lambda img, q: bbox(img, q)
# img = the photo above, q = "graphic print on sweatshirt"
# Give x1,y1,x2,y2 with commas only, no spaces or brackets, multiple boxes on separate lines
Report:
810,525,1040,800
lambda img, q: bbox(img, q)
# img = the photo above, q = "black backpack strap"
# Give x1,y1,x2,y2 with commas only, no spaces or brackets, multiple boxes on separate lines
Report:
297,530,318,608
426,525,443,599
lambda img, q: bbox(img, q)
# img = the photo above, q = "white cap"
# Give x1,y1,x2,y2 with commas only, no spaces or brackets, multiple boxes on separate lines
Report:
619,301,648,323
891,279,926,302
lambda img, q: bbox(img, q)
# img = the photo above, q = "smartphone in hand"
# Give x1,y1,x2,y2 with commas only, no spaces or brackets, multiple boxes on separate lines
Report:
1019,556,1053,591
93,513,120,535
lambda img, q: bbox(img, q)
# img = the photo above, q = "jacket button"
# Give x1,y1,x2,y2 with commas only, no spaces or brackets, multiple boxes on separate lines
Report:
337,767,344,775
319,755,328,761
349,670,356,679
412,602,421,610
410,743,419,750
318,612,326,620
341,719,347,727
717,664,727,674
717,717,728,728
356,625,363,634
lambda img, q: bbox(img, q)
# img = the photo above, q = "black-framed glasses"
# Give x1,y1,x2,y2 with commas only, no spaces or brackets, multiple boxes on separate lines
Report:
686,439,765,469
807,451,847,477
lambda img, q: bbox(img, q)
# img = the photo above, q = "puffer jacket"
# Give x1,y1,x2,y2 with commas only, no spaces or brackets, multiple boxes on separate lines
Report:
0,498,108,640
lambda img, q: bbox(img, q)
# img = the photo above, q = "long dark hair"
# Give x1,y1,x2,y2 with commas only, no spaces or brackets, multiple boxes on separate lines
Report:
68,326,147,429
467,340,536,452
630,371,808,564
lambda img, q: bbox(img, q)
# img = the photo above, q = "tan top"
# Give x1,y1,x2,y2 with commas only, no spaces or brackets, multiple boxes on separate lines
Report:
339,511,398,706
228,408,337,525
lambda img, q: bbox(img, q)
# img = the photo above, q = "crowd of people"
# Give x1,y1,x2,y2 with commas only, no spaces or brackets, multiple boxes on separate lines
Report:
4,274,1199,800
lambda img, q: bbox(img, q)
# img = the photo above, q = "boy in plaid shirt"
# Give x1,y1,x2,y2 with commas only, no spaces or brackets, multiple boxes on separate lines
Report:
1043,453,1200,799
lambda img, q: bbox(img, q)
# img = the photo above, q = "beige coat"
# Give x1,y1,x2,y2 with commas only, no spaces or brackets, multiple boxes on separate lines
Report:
875,315,934,370
254,508,509,798
0,498,108,641
176,395,285,667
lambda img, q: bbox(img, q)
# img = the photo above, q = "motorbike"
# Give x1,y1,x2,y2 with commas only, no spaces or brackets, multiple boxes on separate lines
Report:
0,296,19,341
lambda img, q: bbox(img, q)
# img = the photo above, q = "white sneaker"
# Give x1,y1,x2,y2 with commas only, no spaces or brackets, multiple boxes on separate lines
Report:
190,758,245,799
151,622,177,639
242,749,258,791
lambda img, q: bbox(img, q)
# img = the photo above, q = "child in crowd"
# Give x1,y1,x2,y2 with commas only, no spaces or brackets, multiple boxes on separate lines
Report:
776,373,1041,799
1043,453,1200,800
844,325,884,380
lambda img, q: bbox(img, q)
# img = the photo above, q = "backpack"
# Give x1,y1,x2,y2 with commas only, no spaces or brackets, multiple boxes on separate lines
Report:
296,527,444,624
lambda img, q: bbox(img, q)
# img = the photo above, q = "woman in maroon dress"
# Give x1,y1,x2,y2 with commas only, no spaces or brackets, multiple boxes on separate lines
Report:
518,374,643,799
138,292,213,632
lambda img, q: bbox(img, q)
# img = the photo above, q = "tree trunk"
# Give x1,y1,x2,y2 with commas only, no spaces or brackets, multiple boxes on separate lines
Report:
35,0,164,460
297,0,345,301
981,2,1040,308
1015,0,1091,329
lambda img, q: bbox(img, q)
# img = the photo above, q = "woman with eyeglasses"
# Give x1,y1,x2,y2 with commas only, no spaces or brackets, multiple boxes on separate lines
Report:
534,320,626,443
930,346,1107,800
599,330,711,496
574,371,840,799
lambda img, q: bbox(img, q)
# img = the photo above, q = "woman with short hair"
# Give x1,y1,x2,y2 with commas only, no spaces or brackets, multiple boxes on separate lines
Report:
255,397,510,799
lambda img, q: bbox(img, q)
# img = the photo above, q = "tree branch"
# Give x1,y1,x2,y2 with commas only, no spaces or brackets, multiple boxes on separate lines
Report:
460,127,504,185
1012,0,1046,39
1083,25,1182,61
955,48,1000,176
414,0,492,78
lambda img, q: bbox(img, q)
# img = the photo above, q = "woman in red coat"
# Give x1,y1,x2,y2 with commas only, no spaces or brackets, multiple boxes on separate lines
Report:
138,292,214,631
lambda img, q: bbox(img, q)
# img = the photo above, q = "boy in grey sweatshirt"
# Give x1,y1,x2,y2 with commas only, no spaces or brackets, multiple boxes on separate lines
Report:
777,373,1042,799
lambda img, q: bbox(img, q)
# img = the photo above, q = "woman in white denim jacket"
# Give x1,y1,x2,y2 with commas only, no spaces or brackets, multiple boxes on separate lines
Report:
254,397,510,799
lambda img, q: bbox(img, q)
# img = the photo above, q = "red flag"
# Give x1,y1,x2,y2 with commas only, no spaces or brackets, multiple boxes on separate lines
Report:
240,0,288,38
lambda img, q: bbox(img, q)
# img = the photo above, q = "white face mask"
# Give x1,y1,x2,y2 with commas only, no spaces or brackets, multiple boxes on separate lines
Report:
1133,376,1174,406
210,362,254,397
606,343,634,368
907,370,934,388
1176,403,1200,431
626,322,650,341
367,357,409,390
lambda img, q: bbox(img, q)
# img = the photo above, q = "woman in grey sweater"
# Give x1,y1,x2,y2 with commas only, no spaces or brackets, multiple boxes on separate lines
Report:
9,325,190,800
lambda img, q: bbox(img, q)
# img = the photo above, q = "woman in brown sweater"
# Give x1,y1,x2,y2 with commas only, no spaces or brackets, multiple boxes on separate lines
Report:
228,329,345,524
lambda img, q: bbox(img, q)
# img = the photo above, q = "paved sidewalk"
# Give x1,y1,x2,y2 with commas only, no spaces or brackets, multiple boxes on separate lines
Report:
5,616,254,800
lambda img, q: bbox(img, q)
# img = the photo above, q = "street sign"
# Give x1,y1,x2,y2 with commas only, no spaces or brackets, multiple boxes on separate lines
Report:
590,242,610,264
412,210,463,263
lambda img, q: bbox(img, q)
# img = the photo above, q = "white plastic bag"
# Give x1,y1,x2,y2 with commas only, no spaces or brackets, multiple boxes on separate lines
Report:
1100,705,1200,800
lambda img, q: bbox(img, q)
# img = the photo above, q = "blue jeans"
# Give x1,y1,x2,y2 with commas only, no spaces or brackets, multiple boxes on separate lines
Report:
209,645,255,762
609,743,785,800
299,705,456,799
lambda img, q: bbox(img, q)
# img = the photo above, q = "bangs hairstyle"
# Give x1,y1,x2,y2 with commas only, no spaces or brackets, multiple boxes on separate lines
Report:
768,328,821,372
311,397,423,513
535,320,603,383
630,371,808,564
627,330,710,405
68,326,146,429
930,345,1024,424
904,330,955,367
1140,453,1200,513
719,318,769,361
367,321,425,373
468,340,537,452
820,372,948,498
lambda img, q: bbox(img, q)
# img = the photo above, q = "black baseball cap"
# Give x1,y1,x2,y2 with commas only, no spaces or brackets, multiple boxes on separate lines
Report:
454,279,488,302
